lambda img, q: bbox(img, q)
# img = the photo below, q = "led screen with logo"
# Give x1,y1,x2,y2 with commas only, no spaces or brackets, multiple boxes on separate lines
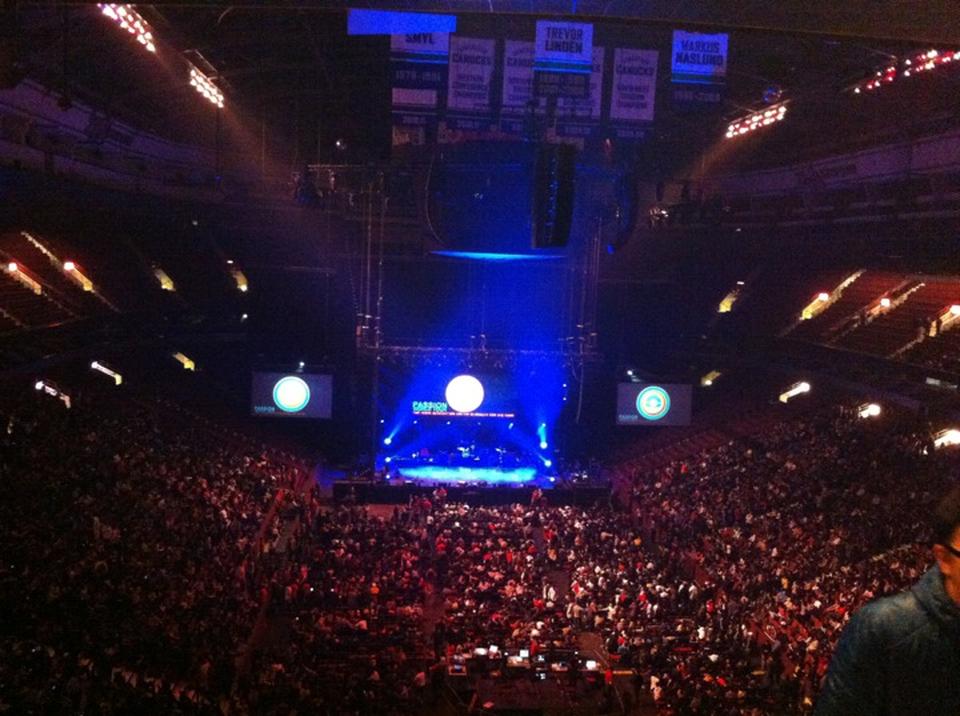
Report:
410,373,516,419
251,372,333,419
617,383,692,426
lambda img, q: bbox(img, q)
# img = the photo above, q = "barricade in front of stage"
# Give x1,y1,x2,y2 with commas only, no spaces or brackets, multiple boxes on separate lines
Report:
333,480,611,507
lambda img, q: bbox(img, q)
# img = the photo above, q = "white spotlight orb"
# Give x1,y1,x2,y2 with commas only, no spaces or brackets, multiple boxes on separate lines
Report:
445,374,484,414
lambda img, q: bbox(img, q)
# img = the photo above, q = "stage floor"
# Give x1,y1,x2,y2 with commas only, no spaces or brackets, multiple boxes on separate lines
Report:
394,465,540,485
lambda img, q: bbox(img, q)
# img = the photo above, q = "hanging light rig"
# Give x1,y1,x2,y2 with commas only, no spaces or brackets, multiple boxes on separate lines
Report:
724,103,788,140
97,5,156,54
190,68,225,109
852,49,960,94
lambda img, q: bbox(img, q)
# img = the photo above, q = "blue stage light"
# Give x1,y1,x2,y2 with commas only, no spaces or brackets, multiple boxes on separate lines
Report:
544,459,553,468
383,437,392,446
385,456,392,464
432,251,563,262
539,440,548,450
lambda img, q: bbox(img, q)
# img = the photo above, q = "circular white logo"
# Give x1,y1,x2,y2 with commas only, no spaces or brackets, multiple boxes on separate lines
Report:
445,374,485,413
273,376,311,413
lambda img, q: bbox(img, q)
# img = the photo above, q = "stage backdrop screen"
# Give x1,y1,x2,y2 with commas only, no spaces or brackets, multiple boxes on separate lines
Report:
617,383,692,426
251,372,333,419
410,373,517,419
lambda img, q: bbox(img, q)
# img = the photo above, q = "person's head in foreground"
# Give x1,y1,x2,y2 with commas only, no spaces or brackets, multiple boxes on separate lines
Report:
815,484,960,715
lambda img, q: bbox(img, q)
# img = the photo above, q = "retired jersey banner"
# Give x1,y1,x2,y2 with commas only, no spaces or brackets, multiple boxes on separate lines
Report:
556,46,604,120
534,21,593,72
611,48,658,124
555,46,604,140
447,36,496,112
391,32,448,146
500,40,546,136
390,32,449,105
671,31,728,84
534,21,593,99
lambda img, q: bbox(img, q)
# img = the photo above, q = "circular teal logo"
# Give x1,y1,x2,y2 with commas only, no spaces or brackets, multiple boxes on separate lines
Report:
273,376,311,413
636,386,670,421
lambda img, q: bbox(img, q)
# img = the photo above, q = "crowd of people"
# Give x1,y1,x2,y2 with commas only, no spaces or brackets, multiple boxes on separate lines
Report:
4,385,958,715
0,386,308,714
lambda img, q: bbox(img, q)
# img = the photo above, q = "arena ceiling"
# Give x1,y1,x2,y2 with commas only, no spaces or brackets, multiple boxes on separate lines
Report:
8,2,960,169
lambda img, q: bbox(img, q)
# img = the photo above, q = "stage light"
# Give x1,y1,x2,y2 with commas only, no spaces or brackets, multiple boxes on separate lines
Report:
544,459,553,468
385,457,392,464
6,263,41,294
91,360,123,386
154,267,175,291
851,48,960,95
383,437,393,446
818,292,829,302
189,68,225,108
934,429,960,449
880,297,891,308
172,352,195,371
724,102,788,140
779,381,811,403
241,313,248,321
34,379,71,408
298,361,305,369
60,261,94,292
98,4,156,54
539,440,548,450
445,375,484,413
858,402,881,419
951,305,960,316
701,370,722,387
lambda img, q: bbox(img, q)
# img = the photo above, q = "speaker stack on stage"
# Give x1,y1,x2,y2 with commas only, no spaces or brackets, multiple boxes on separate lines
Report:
532,144,576,249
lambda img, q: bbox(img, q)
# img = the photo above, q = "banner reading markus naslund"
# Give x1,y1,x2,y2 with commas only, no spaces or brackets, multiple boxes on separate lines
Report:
610,48,658,141
444,35,496,134
390,32,449,146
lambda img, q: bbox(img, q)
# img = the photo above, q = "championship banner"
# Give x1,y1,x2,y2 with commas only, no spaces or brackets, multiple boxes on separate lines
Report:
446,36,496,113
671,31,728,85
610,48,658,138
390,32,449,146
500,40,545,137
555,46,604,139
534,20,593,99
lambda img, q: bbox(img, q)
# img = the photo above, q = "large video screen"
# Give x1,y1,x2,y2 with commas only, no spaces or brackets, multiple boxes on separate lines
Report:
251,372,333,419
617,383,692,426
410,373,517,419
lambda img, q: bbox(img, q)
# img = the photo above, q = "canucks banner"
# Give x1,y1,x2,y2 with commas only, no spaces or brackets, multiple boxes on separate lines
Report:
443,35,496,136
500,40,545,137
390,32,450,146
610,48,658,140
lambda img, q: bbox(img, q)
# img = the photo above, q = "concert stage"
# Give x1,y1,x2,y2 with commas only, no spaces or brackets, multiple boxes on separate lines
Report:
394,464,539,485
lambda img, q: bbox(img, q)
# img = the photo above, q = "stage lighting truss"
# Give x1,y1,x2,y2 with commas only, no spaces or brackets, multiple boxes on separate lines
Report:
852,49,960,94
190,68,225,108
98,4,156,54
724,103,787,140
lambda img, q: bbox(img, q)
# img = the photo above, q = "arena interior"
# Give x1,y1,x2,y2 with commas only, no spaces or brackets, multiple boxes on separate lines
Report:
2,2,960,714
